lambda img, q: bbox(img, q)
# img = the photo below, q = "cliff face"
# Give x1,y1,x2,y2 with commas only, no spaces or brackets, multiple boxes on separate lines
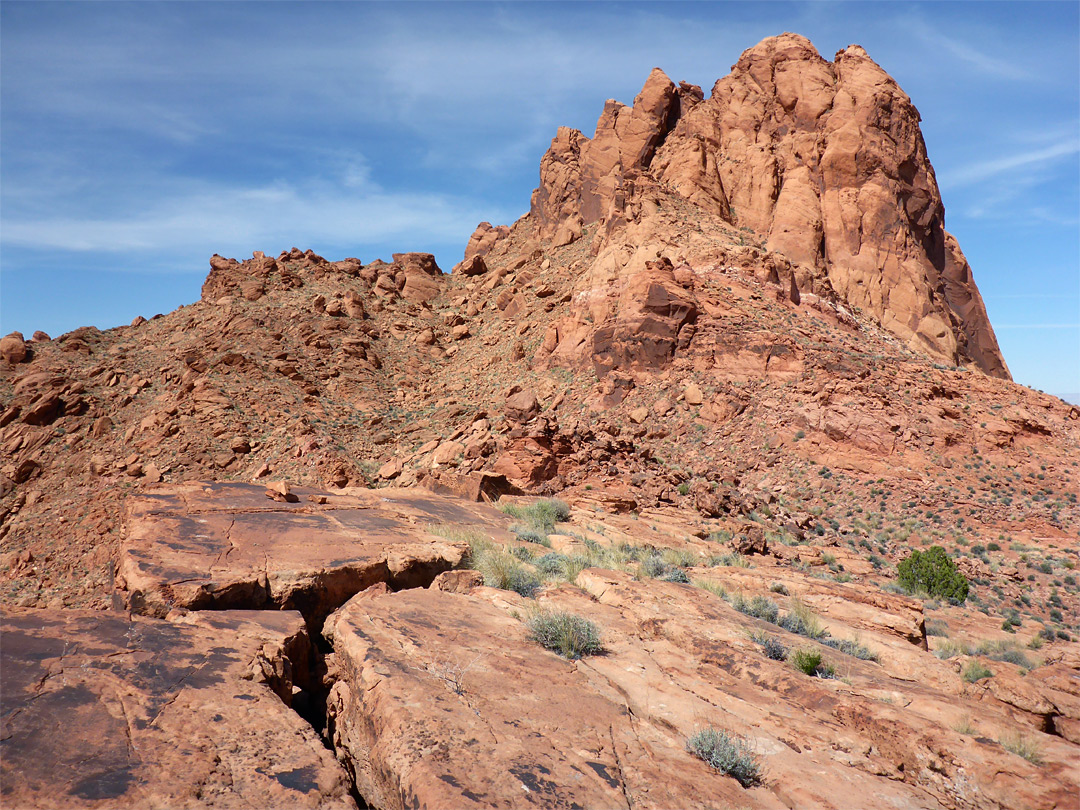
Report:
527,33,1009,378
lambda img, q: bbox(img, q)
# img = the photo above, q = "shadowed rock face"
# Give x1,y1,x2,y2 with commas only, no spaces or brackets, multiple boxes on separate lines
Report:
0,607,354,809
528,33,1008,378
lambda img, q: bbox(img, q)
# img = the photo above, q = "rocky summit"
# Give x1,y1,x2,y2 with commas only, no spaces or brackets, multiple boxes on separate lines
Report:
1,34,1078,810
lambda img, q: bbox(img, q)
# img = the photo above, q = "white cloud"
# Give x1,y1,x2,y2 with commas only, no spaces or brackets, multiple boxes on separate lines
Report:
901,15,1033,80
2,177,508,262
941,138,1079,190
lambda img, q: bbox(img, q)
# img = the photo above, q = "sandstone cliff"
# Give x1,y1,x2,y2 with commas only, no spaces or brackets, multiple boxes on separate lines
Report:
523,33,1009,377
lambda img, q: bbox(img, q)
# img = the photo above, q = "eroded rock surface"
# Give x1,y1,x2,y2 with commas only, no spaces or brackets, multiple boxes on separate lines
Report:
117,482,509,624
1,607,354,809
322,568,1078,810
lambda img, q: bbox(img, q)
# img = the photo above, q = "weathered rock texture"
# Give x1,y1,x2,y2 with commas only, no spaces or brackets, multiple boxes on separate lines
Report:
1,607,354,809
117,482,510,624
320,567,1078,810
528,34,1008,376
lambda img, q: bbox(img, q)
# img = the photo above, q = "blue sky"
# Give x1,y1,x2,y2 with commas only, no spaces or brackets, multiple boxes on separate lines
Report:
2,1,1077,399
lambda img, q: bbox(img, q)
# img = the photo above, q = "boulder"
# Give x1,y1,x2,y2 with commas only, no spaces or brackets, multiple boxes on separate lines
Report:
393,253,444,304
1,332,29,365
453,255,488,276
505,389,540,423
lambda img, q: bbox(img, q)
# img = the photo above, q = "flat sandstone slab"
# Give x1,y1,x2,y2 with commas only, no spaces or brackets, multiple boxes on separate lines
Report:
1,607,354,809
117,482,509,620
323,584,768,810
323,575,1078,810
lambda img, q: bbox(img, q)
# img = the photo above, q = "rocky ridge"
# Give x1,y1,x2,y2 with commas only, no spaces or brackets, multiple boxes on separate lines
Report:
2,32,1079,810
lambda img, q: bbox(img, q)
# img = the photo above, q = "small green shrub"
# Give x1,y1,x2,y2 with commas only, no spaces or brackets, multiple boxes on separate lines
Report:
535,552,568,575
708,552,750,568
660,568,691,583
975,640,1032,669
933,638,973,659
924,618,950,637
962,660,993,682
952,714,977,735
788,648,835,678
427,523,489,545
511,526,549,545
694,580,727,599
686,728,763,787
661,548,697,568
778,600,828,640
500,498,571,534
527,610,602,659
677,482,691,496
638,550,692,582
897,546,969,603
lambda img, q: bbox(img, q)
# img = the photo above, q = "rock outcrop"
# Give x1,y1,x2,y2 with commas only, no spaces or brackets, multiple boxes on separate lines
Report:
116,482,510,624
526,34,1008,376
1,607,354,808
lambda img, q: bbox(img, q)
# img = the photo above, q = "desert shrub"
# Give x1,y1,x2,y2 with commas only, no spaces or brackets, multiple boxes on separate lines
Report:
509,545,535,562
760,636,788,661
527,610,602,659
897,546,969,602
777,600,828,640
975,640,1032,669
769,582,789,595
788,648,835,678
924,618,951,637
933,638,973,659
661,548,697,568
686,728,763,787
427,524,489,545
512,526,550,546
962,660,993,682
500,498,570,534
470,541,540,597
533,552,589,582
638,551,691,582
709,552,750,568
535,552,568,575
822,637,879,662
952,714,977,735
638,554,667,579
694,580,727,599
732,594,780,624
999,731,1043,766
660,567,691,583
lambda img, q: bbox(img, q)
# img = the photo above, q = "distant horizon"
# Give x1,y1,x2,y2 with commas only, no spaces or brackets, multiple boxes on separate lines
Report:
3,2,1077,395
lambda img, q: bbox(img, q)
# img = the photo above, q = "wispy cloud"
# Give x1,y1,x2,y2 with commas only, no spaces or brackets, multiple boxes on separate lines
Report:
2,176,508,264
902,15,1032,80
941,138,1080,189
